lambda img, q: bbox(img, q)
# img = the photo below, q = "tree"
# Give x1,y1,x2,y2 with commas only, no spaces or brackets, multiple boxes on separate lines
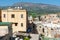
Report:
24,37,30,40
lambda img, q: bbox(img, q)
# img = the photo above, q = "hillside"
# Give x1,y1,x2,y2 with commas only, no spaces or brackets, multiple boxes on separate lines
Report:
12,2,60,15
1,2,60,16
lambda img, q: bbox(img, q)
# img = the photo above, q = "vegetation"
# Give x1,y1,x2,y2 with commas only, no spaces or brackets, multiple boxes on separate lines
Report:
1,2,60,17
24,37,30,40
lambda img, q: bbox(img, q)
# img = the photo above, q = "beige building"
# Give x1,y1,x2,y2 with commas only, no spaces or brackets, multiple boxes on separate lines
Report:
0,22,12,40
1,8,27,33
0,26,8,36
0,9,2,22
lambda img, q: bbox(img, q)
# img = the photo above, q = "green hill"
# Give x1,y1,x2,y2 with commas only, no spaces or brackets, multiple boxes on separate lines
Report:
1,2,60,16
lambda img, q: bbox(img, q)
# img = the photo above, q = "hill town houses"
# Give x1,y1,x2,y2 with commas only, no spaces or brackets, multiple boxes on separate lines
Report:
0,7,60,40
33,14,60,38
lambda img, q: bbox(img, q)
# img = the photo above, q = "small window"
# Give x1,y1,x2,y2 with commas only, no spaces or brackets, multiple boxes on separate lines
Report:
45,16,46,18
15,23,18,26
21,14,23,18
21,23,23,27
40,26,41,28
3,14,6,18
42,28,44,33
51,28,53,30
53,16,54,17
11,14,15,18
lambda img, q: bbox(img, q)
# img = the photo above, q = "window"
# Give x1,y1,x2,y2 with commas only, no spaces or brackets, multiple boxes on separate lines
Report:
51,28,53,30
53,16,54,17
15,23,18,26
3,14,6,18
11,14,15,18
42,28,44,33
40,26,41,28
45,16,46,18
21,14,23,18
21,23,23,27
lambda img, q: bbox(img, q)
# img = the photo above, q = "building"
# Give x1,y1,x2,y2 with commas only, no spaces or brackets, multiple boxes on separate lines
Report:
1,8,27,33
0,22,12,40
0,9,2,22
41,14,58,21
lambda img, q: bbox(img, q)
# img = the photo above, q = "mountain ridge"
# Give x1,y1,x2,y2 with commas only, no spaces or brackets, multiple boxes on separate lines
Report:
1,2,60,15
12,2,60,15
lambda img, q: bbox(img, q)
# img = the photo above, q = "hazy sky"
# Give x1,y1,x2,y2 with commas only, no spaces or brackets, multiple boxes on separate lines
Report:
0,0,60,6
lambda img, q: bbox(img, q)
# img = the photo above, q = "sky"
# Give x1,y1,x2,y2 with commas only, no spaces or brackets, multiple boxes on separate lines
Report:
0,0,60,6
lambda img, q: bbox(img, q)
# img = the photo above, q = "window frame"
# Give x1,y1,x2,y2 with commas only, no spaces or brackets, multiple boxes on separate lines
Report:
15,23,18,26
21,23,23,27
21,14,23,18
3,14,6,18
11,14,15,18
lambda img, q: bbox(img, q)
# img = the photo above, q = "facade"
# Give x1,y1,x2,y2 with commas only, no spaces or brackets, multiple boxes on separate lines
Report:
41,14,58,21
0,22,12,40
34,17,60,38
0,26,8,36
0,9,2,22
1,8,27,33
